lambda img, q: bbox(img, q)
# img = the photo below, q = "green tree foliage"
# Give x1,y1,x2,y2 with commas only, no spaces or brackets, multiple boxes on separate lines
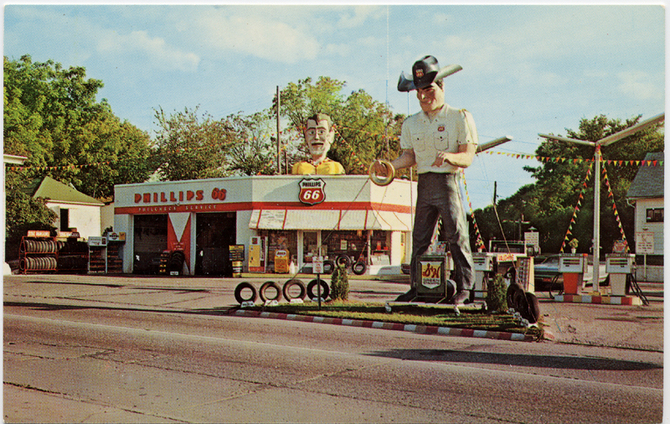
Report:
275,77,403,176
152,106,236,181
473,114,664,254
225,111,277,176
4,55,155,198
4,171,58,260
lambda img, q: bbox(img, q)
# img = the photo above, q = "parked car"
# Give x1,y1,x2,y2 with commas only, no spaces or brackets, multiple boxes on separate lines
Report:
533,254,609,292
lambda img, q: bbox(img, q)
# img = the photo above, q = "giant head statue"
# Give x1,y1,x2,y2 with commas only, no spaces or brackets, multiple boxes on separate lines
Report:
304,113,335,162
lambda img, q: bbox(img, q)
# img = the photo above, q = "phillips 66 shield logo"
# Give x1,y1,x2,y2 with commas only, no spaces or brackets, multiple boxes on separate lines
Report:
299,178,326,206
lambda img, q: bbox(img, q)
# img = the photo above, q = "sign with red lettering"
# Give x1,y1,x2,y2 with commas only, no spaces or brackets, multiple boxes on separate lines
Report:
299,178,326,206
421,261,442,289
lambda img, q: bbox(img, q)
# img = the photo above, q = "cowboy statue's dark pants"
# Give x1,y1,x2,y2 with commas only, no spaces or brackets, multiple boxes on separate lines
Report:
410,172,475,292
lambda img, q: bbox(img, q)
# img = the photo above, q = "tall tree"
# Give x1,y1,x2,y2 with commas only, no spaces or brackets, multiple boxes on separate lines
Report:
3,55,155,198
225,111,277,176
152,106,234,181
474,114,664,254
274,76,403,176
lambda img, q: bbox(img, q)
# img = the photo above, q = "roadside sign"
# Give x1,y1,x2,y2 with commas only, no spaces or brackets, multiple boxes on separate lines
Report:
636,231,654,254
313,256,324,274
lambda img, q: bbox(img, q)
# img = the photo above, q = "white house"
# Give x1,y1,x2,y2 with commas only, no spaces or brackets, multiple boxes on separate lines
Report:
25,176,104,238
626,151,664,282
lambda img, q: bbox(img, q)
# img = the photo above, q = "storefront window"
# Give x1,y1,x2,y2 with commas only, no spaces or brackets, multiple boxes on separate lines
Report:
303,231,319,263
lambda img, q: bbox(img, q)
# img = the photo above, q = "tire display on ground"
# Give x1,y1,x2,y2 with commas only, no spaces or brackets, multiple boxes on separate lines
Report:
259,281,283,302
506,283,525,311
352,261,367,275
234,282,258,304
524,292,541,324
307,279,330,300
282,279,306,301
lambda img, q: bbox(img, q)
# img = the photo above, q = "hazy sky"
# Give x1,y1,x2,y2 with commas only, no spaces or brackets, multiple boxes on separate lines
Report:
3,3,665,210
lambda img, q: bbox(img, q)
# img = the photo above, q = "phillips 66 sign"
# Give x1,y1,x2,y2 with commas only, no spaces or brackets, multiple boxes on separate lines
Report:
299,178,326,206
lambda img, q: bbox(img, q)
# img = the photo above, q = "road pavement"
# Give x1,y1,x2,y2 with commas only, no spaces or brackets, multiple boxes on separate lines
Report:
3,273,664,351
4,275,663,422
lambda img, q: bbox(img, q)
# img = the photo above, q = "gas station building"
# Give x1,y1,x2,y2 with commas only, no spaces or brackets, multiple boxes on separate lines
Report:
113,175,416,276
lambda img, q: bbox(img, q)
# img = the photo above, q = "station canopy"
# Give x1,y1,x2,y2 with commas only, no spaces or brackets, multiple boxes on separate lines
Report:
249,208,412,231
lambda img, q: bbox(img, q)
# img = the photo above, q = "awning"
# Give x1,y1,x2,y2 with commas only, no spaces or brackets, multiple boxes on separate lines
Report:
249,209,412,231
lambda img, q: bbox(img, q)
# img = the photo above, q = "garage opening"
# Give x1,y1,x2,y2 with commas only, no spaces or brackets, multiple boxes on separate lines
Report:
195,212,236,276
133,214,168,274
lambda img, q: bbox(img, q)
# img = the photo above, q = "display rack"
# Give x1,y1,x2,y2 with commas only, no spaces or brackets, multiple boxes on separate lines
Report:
18,235,58,274
88,235,125,274
56,236,89,274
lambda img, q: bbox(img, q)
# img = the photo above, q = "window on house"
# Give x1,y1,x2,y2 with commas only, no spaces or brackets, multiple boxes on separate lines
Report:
60,208,69,231
646,208,664,223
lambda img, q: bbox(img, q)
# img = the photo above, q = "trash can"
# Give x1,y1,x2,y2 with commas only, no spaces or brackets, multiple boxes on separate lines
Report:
274,249,289,274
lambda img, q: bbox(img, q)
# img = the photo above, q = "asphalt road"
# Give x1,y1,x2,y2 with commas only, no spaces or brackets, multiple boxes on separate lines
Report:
4,281,664,424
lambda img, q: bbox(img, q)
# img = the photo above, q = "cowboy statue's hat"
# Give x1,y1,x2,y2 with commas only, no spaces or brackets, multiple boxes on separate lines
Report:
397,55,462,92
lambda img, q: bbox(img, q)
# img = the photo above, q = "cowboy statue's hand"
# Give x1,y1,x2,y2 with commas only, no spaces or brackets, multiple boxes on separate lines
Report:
372,159,390,177
432,151,451,167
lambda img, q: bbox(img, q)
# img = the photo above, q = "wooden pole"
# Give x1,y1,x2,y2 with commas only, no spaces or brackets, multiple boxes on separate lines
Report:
276,86,281,175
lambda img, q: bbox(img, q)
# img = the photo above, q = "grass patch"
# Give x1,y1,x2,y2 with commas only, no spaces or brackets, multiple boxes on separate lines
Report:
242,300,544,340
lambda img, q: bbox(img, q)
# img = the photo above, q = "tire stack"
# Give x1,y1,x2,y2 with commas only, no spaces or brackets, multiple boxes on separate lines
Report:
19,238,58,273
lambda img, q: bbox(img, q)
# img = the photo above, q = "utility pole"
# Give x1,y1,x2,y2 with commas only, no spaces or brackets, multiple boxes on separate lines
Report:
276,86,281,175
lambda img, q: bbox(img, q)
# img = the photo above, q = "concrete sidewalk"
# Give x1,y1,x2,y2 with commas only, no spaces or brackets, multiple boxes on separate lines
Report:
3,273,664,351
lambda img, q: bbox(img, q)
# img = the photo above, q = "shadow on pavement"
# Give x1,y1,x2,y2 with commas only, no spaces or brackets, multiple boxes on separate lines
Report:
365,348,661,371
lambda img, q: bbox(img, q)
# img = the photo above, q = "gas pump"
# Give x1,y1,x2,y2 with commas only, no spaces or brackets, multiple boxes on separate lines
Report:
472,252,495,299
558,254,587,295
605,253,635,296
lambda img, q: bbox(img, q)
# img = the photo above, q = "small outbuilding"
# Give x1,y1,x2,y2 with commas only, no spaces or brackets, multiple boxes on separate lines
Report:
24,176,104,238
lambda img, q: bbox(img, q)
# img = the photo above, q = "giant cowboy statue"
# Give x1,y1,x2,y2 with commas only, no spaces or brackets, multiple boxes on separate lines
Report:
292,113,345,175
371,55,478,305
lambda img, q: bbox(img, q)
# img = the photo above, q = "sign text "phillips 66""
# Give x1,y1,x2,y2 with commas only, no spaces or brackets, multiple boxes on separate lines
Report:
298,178,326,206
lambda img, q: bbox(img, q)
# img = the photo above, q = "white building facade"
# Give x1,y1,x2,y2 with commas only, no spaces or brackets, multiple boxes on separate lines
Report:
114,175,416,276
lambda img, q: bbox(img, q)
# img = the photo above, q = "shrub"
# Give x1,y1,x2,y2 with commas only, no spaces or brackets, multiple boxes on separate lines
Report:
330,264,349,301
486,274,507,313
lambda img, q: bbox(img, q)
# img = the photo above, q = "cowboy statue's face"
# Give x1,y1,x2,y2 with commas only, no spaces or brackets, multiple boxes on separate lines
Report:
305,118,334,158
417,81,445,114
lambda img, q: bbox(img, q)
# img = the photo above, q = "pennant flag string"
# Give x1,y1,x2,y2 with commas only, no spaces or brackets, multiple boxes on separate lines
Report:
559,160,594,253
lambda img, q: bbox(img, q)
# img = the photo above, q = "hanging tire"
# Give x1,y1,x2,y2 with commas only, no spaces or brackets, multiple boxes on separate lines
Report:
524,292,541,324
259,281,282,303
506,283,525,311
307,279,330,300
282,279,306,301
322,259,334,275
234,282,257,304
352,261,367,275
336,255,352,269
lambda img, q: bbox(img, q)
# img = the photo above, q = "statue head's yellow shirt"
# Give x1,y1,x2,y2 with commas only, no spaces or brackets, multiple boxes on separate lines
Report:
292,159,345,175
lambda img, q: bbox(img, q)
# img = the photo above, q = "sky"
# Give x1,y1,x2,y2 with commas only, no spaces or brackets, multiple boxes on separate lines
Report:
3,3,666,211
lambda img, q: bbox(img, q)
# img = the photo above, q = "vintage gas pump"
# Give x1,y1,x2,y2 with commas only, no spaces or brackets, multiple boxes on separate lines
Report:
558,253,587,295
606,253,635,296
472,252,496,299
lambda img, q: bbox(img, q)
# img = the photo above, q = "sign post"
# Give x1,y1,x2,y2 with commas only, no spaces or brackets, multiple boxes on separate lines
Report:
313,256,324,309
636,231,655,280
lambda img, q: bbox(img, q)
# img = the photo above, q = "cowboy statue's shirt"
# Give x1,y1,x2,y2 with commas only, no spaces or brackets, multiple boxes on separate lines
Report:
400,104,478,174
292,159,345,175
